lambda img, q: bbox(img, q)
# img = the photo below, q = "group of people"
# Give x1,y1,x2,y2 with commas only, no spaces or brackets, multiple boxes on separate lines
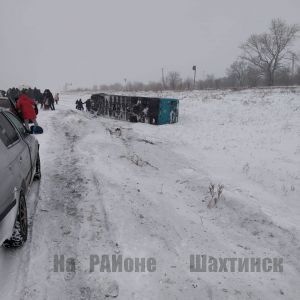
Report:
7,87,59,111
75,98,91,111
6,87,60,132
40,89,59,110
75,99,84,110
6,87,97,132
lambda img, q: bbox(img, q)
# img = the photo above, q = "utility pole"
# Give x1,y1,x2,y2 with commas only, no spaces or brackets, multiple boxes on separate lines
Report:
292,53,296,77
162,68,165,89
124,78,127,91
192,65,197,90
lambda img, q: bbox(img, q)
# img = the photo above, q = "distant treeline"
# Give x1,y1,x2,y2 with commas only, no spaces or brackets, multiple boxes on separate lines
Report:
68,19,300,93
70,65,300,93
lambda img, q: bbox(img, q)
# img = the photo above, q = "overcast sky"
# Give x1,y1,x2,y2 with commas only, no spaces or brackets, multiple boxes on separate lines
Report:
0,0,299,90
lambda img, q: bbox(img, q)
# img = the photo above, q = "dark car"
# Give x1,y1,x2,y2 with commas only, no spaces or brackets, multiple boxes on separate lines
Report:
0,97,12,109
0,108,41,248
0,96,18,115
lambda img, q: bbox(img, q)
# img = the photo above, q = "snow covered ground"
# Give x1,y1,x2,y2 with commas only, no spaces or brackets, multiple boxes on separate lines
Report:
0,87,299,299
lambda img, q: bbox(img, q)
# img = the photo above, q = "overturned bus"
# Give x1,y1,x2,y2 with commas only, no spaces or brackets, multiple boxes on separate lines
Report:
90,93,179,125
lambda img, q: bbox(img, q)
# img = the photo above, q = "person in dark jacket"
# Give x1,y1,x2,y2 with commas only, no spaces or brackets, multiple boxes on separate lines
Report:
77,99,84,111
43,89,55,110
84,99,91,112
42,90,49,109
49,90,55,110
33,87,43,106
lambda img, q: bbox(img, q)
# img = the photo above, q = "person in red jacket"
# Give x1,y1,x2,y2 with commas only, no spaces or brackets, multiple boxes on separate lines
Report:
16,90,39,130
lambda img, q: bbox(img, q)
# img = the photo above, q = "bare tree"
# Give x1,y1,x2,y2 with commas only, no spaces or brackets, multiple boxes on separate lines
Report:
275,67,292,85
203,74,215,89
295,66,300,84
227,60,248,86
182,77,194,90
241,19,299,86
245,65,262,87
132,81,145,91
166,71,182,90
92,84,98,92
146,81,163,92
110,83,123,92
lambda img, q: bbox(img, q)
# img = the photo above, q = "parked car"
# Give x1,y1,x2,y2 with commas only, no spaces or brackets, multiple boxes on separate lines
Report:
0,107,41,248
0,97,12,109
0,96,18,115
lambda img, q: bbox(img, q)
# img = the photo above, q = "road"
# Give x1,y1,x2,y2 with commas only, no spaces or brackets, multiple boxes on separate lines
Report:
1,90,300,299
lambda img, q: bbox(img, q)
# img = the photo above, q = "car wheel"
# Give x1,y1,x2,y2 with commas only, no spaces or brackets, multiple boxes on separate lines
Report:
34,152,41,180
2,193,28,248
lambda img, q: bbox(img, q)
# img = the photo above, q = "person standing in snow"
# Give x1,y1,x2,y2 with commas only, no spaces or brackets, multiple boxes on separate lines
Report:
54,93,59,105
48,90,55,110
43,89,55,110
16,90,39,130
84,98,91,112
77,99,84,111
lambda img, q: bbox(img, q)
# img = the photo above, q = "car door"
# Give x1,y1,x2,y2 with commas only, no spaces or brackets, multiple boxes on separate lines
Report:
3,112,34,185
0,114,22,221
0,113,31,187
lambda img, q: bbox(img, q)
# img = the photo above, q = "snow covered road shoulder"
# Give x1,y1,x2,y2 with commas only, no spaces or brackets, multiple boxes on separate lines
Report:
0,88,299,299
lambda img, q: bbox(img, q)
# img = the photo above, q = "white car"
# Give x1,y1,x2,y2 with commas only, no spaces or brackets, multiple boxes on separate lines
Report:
0,107,41,248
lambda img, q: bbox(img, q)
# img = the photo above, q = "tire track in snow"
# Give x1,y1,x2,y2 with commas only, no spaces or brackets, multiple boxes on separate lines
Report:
22,109,125,300
18,111,109,299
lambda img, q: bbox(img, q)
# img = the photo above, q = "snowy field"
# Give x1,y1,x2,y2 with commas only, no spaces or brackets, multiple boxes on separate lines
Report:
0,87,299,300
